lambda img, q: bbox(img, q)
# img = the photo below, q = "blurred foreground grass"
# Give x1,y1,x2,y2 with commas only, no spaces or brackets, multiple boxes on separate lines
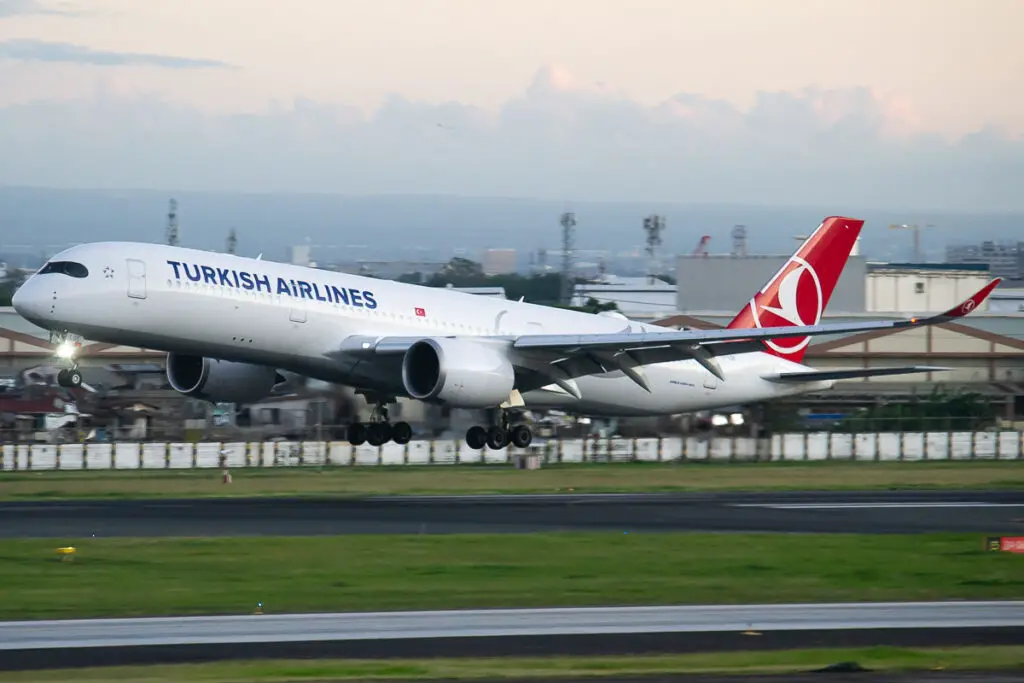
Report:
4,647,1023,682
0,532,1020,620
1,460,1022,501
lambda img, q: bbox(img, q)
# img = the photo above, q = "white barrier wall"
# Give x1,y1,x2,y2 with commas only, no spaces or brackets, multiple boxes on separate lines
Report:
1,431,1022,470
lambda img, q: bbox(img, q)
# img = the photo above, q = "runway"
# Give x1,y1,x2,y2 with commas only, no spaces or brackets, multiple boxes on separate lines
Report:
7,601,1023,649
2,601,1022,671
1,489,1022,538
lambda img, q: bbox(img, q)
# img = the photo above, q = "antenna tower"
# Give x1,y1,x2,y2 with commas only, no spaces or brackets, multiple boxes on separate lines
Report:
165,198,179,246
226,227,237,254
559,212,576,305
643,214,666,284
731,224,748,257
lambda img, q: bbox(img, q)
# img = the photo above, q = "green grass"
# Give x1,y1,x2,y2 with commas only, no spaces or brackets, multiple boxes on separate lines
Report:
1,460,1022,501
1,533,1021,621
3,647,1023,681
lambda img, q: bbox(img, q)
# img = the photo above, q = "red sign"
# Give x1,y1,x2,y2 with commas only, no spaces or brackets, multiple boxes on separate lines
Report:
987,536,1024,553
414,307,426,317
1000,537,1024,553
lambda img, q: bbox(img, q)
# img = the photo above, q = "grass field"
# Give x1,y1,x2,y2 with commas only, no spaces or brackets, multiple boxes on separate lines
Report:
1,460,1022,501
4,647,1023,682
0,533,1020,620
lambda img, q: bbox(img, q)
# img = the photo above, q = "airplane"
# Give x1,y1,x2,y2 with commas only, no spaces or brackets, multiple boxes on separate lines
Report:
11,216,1000,450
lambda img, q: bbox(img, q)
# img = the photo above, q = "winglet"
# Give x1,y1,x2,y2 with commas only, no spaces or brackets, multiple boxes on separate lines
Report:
911,277,1001,325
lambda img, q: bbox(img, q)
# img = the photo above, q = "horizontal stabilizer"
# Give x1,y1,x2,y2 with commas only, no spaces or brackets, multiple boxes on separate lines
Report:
762,366,950,383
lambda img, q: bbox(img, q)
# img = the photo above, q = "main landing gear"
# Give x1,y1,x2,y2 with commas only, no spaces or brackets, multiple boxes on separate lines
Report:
346,401,412,447
465,409,533,450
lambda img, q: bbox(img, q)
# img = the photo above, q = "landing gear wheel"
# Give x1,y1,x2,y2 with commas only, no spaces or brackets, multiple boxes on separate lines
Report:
366,422,391,446
509,424,533,448
466,425,487,450
56,368,81,388
391,421,413,445
486,426,509,450
347,423,367,446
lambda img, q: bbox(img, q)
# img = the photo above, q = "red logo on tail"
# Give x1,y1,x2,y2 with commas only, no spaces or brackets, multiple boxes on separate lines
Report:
749,256,823,356
726,216,864,363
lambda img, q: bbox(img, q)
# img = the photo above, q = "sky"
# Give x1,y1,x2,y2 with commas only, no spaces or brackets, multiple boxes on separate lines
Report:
1,0,1022,210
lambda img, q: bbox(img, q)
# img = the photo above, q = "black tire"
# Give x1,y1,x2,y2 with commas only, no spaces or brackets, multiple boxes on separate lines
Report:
391,421,413,445
67,370,83,387
347,423,367,446
367,422,390,446
465,425,487,450
56,369,70,387
510,424,533,448
486,426,508,450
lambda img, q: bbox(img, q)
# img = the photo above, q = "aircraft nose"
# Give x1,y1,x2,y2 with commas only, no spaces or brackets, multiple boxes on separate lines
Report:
11,280,46,322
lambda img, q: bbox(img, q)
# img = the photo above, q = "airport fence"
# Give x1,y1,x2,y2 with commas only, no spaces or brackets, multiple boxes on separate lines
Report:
2,429,1023,471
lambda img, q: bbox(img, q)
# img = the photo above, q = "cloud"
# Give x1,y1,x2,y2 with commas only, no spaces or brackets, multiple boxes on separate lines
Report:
0,39,229,68
0,0,77,17
0,65,1020,211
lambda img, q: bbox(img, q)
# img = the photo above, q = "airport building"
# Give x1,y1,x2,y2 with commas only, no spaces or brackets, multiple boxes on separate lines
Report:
675,253,867,313
571,276,677,318
946,240,1024,281
481,249,517,276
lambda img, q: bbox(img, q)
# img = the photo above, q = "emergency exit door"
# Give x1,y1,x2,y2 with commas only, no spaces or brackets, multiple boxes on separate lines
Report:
126,259,147,299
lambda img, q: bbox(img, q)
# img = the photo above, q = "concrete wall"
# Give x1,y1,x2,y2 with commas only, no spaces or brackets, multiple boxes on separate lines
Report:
867,270,993,313
675,255,866,313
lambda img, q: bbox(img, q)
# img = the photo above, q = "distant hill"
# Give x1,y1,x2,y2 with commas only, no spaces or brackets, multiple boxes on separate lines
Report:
1,185,1020,265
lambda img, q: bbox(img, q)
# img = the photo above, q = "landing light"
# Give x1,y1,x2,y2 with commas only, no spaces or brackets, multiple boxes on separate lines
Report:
56,341,78,359
711,414,729,427
729,413,745,425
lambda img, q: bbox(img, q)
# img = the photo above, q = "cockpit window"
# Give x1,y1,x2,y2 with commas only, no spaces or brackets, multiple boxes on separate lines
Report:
38,261,89,278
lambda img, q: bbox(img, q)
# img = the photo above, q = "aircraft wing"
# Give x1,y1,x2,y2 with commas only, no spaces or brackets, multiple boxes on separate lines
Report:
332,278,1000,396
761,366,951,383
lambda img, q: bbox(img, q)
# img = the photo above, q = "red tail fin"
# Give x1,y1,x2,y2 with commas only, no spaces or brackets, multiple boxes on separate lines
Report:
726,216,864,363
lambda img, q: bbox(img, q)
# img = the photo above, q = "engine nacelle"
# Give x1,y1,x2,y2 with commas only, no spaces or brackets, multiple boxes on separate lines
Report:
401,338,515,408
166,353,279,404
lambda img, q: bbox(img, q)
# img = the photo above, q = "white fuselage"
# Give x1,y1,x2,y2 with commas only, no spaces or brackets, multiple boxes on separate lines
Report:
13,242,832,416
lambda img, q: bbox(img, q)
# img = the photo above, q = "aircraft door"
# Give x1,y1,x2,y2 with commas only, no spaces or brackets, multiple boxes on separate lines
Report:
126,259,147,299
702,373,718,391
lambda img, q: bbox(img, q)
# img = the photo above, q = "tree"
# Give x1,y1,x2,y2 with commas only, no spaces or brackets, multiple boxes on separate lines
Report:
838,385,997,432
0,281,14,307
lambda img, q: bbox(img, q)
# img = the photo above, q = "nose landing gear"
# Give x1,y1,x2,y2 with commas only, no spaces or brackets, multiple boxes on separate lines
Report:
50,331,83,388
56,368,83,388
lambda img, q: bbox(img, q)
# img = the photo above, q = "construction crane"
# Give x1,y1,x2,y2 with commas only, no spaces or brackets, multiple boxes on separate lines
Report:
889,223,934,262
691,235,710,257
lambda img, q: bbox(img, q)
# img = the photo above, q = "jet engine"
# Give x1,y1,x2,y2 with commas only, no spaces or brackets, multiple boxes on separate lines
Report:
166,353,281,404
401,338,515,408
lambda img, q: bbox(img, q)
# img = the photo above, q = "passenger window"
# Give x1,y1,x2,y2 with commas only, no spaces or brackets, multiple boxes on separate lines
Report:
38,261,89,278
